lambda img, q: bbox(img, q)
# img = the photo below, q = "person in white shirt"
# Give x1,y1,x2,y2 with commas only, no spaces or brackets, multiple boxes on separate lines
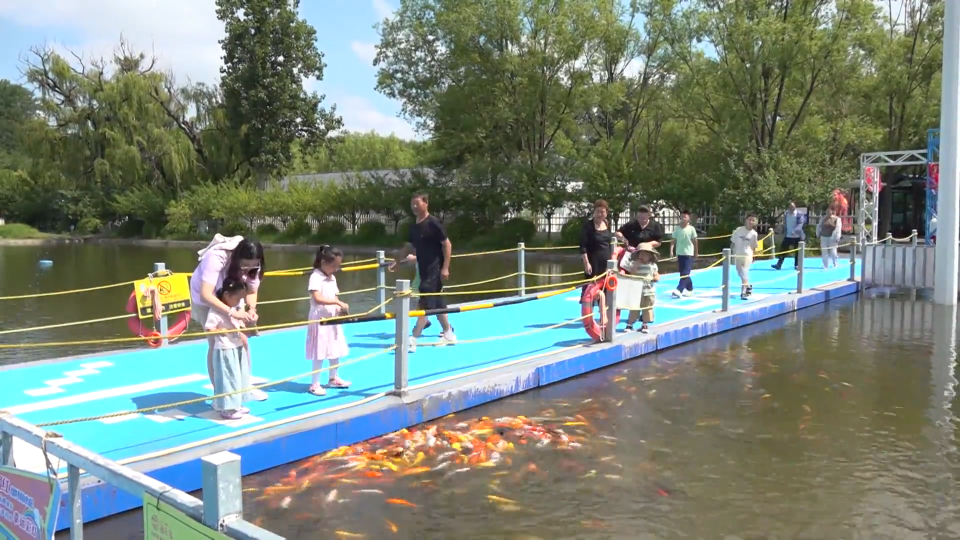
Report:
772,202,805,270
817,206,843,268
731,214,759,300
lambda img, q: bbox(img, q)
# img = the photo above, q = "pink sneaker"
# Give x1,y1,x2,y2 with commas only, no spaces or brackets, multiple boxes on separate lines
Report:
309,384,326,396
220,410,244,420
327,377,351,389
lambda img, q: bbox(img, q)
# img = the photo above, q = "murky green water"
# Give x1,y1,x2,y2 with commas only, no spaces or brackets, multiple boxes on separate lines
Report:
0,243,590,365
59,291,960,539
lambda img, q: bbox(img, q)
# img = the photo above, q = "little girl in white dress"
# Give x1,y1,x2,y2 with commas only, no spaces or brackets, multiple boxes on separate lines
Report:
305,245,351,396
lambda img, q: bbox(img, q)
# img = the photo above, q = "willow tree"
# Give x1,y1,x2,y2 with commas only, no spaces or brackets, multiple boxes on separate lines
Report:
20,43,207,229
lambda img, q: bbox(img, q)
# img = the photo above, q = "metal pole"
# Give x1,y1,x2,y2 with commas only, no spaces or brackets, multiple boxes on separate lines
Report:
912,229,919,289
376,251,387,314
721,248,731,312
860,237,867,293
517,242,526,297
154,263,169,346
68,464,83,540
393,280,410,396
201,452,243,530
849,237,857,282
797,241,806,294
604,260,617,342
885,233,893,245
0,429,12,466
935,0,960,305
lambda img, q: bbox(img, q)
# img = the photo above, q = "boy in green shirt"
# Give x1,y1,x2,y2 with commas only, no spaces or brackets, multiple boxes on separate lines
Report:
669,210,699,298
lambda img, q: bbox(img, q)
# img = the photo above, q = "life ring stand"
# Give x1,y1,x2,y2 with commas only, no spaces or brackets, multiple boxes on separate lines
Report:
124,288,190,348
581,274,620,342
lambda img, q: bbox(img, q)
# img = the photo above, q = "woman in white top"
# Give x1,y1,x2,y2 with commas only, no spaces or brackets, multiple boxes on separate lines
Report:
817,206,842,268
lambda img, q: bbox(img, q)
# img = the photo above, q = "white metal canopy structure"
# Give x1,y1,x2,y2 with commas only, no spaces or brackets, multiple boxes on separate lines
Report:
858,149,929,246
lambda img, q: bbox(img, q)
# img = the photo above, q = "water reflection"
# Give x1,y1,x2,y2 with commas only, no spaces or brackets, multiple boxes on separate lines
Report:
58,293,960,540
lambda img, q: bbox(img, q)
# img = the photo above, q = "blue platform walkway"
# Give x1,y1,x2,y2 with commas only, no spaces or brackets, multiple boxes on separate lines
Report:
0,258,860,529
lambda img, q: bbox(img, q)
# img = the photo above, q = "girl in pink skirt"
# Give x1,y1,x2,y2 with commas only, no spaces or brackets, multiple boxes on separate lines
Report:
306,245,351,396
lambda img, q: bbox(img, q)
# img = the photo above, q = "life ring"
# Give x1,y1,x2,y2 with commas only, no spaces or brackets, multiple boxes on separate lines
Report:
581,278,620,342
124,291,190,347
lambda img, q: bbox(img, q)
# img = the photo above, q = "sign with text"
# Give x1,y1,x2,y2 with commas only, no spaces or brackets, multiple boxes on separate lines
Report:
143,496,229,540
133,274,192,319
0,467,61,540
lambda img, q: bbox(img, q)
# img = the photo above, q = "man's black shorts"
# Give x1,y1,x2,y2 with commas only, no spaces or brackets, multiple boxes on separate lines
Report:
418,269,446,311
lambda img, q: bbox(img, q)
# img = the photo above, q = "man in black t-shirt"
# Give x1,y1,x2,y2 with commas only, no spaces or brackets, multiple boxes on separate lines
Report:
615,206,664,249
388,192,457,353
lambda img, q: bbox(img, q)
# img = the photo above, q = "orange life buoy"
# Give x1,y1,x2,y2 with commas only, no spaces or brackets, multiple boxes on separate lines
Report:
124,291,190,347
581,278,620,342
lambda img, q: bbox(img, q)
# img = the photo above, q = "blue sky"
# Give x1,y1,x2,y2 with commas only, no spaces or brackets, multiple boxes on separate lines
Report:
0,0,418,139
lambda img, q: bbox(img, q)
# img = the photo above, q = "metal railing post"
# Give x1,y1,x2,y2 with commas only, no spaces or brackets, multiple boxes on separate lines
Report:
393,280,410,396
604,260,617,342
376,251,387,314
201,451,242,530
911,229,919,288
860,237,867,292
68,464,83,540
154,263,169,346
885,232,893,245
721,249,731,312
0,428,12,466
797,242,806,293
517,242,526,296
849,236,857,282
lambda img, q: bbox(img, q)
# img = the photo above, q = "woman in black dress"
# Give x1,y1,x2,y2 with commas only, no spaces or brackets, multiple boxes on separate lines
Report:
579,200,614,287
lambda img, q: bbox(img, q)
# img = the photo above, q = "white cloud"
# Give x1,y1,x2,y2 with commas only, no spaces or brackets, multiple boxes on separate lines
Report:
350,41,377,65
336,95,418,140
373,0,395,21
0,0,224,85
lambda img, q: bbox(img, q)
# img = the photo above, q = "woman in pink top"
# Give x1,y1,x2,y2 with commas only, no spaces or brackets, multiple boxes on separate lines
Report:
305,245,351,396
189,235,267,401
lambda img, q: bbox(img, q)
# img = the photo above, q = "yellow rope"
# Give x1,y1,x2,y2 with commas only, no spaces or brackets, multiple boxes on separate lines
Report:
418,313,592,347
450,247,520,258
0,296,396,349
0,280,139,301
35,345,397,428
522,270,584,278
0,314,132,335
417,275,597,296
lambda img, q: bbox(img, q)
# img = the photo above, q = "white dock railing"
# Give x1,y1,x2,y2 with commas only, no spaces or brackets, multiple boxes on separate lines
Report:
0,412,284,540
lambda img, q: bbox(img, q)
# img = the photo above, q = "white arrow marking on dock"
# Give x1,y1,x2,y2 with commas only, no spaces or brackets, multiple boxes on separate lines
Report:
4,374,209,416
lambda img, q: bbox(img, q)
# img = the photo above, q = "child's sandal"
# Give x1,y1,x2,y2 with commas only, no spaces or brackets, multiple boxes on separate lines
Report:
309,384,326,396
327,377,351,389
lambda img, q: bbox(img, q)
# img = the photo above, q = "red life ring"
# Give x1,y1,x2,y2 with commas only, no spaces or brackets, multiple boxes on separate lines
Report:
124,291,190,347
581,278,620,342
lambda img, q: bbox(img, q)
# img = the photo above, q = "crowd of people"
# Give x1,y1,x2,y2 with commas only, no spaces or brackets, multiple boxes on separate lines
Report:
187,195,845,419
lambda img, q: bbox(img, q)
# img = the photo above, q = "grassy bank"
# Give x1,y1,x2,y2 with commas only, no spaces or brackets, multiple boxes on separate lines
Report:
0,223,55,239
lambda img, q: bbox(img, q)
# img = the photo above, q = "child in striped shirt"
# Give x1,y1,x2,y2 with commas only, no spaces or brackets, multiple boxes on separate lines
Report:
622,245,660,333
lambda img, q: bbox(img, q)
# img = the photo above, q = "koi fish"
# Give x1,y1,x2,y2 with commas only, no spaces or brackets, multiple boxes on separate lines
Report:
386,498,417,507
402,466,431,476
487,495,517,504
385,519,398,533
334,531,364,538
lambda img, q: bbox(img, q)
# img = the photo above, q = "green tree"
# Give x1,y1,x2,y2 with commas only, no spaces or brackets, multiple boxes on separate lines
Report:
0,80,36,170
216,0,343,183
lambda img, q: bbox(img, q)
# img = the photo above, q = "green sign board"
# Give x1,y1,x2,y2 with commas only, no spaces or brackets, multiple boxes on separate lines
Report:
143,495,230,540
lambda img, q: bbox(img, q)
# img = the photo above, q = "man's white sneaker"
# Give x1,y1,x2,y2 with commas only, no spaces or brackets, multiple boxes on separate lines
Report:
671,290,681,298
682,290,694,297
441,330,457,344
408,336,417,353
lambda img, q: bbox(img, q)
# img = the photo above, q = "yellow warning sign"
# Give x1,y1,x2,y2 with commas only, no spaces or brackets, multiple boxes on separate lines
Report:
133,273,192,319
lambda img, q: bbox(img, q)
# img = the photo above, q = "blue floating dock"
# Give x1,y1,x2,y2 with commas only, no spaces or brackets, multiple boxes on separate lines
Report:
0,258,861,530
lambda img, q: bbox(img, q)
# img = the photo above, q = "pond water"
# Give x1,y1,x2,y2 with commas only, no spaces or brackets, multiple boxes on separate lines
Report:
58,291,960,540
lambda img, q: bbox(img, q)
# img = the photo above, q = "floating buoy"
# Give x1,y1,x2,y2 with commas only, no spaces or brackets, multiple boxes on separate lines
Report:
38,260,53,267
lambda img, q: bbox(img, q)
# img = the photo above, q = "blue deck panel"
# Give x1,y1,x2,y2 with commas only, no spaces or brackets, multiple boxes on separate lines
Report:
0,258,861,530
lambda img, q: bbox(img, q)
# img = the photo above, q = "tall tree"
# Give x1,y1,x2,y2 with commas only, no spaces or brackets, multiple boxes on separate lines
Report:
216,0,343,183
0,79,36,168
